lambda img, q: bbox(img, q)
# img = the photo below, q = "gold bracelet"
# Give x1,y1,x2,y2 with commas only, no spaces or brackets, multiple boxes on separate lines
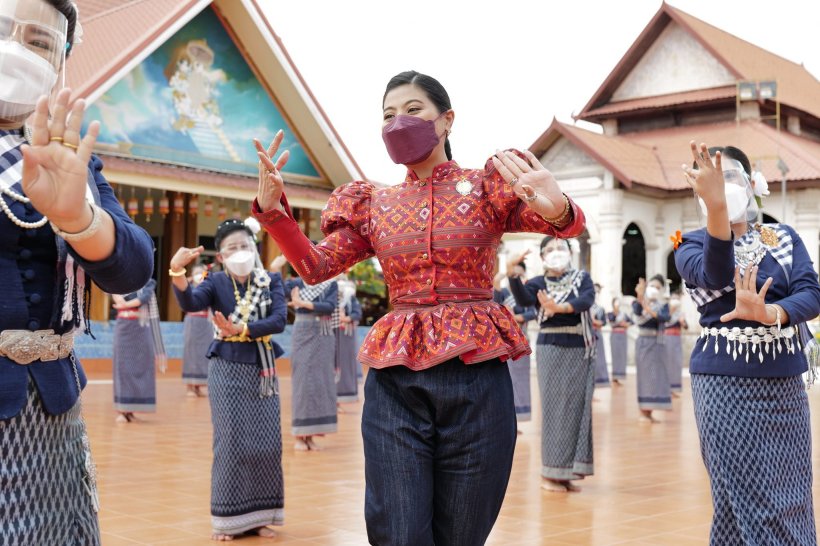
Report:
168,268,187,277
542,194,571,225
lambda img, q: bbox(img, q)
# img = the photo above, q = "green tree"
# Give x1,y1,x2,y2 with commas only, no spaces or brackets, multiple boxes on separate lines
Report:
349,258,386,297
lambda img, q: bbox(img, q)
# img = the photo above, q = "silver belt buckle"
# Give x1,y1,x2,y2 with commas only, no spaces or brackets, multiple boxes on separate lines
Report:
0,329,73,365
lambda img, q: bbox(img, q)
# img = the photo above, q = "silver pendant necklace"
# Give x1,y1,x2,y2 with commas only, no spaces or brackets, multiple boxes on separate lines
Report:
734,228,767,271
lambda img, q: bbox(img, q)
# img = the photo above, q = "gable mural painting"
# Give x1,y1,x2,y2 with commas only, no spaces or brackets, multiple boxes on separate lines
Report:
84,6,319,179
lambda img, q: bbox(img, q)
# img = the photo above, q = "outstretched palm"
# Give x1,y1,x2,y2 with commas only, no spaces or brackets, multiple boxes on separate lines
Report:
21,89,100,227
720,265,773,323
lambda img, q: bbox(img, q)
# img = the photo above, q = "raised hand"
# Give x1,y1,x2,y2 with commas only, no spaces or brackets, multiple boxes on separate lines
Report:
254,130,290,212
491,150,564,217
635,278,646,299
682,141,725,213
269,255,288,273
170,246,205,272
21,89,101,232
111,294,128,310
506,248,530,275
213,311,243,338
720,266,773,323
289,286,303,309
537,289,558,314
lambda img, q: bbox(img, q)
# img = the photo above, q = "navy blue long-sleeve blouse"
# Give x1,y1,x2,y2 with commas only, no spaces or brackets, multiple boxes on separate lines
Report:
631,301,670,331
173,271,287,364
345,296,362,322
0,154,155,420
283,278,338,315
675,226,820,378
509,271,595,347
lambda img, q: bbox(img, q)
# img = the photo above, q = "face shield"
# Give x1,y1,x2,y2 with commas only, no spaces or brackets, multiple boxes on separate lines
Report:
697,157,758,224
0,0,67,122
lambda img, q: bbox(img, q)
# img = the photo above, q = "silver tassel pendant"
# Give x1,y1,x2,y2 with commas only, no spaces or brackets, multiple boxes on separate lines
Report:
81,432,100,513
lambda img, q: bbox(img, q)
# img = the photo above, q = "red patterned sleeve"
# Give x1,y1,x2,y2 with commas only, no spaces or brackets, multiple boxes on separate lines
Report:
252,181,375,284
482,150,586,238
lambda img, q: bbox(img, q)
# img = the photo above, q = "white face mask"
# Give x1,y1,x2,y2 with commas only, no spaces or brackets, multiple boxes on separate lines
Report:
645,286,660,300
543,249,571,271
0,41,58,121
223,250,255,277
698,183,750,223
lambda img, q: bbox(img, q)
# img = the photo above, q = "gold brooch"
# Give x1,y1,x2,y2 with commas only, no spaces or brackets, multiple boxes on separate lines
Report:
756,224,779,247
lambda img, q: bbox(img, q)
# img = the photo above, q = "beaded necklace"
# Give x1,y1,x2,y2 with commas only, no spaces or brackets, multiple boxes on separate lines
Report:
0,127,49,229
231,275,253,323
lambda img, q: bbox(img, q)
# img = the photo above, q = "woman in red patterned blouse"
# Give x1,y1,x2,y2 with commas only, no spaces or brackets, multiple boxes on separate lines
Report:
252,71,586,545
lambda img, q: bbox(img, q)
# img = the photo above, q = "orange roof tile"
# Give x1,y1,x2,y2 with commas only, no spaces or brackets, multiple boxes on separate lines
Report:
68,1,204,99
531,120,820,193
580,86,736,120
577,3,820,121
66,0,366,185
667,5,820,120
99,154,333,201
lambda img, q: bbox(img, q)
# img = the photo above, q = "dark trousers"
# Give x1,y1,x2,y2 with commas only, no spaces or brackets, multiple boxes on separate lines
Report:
362,357,517,546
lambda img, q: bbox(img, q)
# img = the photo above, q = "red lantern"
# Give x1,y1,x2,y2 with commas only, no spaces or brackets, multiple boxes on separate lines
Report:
189,195,199,216
143,195,154,221
203,199,214,217
217,202,227,221
159,196,170,217
173,193,184,219
127,196,138,218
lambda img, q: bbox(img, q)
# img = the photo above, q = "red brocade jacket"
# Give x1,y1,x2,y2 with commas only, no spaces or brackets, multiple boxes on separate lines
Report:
253,154,586,370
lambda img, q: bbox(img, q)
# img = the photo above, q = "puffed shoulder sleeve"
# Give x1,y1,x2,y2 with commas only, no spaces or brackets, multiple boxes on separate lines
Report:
321,181,374,242
482,149,585,238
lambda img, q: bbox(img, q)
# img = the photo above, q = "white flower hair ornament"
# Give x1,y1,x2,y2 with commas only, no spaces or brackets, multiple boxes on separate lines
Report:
751,171,769,208
244,217,262,239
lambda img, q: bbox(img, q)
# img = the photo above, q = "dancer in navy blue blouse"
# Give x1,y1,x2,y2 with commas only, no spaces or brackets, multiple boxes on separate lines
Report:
172,219,287,540
0,2,154,543
676,141,820,544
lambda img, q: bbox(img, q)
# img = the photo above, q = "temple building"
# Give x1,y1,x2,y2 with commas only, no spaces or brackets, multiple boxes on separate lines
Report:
71,0,364,320
510,3,819,315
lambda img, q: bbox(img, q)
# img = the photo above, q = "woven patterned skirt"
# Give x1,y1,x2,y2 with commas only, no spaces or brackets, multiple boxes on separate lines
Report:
508,354,532,421
593,333,610,387
113,318,156,412
635,335,671,411
182,314,211,386
0,380,100,545
290,318,337,436
692,374,815,545
665,334,683,393
335,328,359,403
536,344,594,480
609,332,629,380
209,358,284,535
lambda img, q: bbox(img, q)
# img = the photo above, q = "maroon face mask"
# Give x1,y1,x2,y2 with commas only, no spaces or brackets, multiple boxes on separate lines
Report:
382,112,447,165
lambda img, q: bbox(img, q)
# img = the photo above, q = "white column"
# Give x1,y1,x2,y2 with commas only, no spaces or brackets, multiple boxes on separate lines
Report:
594,189,624,302
643,205,665,279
